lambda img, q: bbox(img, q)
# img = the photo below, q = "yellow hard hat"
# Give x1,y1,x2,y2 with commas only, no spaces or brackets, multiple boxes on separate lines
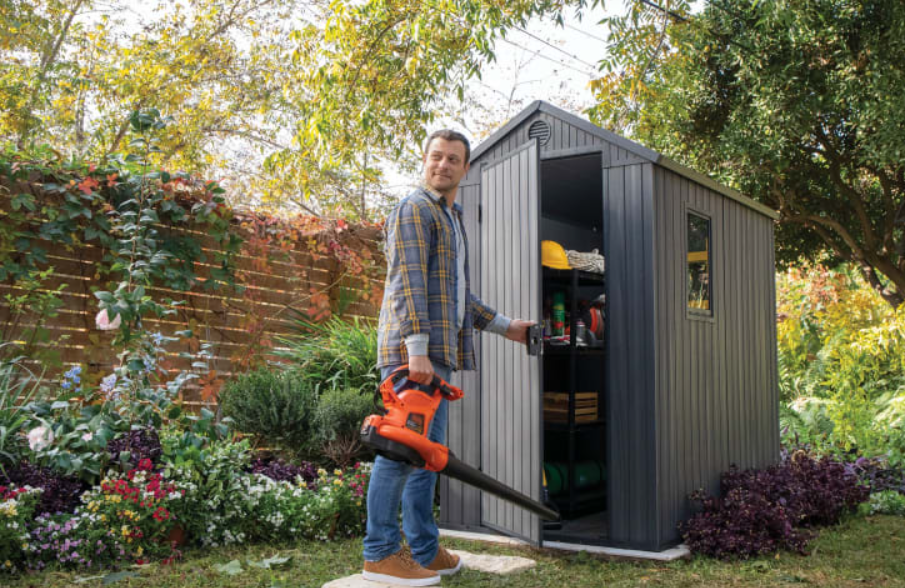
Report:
542,240,571,270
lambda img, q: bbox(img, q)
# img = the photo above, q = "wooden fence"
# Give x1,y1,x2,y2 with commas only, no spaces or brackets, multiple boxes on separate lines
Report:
1,187,386,408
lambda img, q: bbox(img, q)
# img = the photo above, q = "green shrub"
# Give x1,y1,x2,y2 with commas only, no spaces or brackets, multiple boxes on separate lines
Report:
777,263,905,464
863,490,905,516
219,367,316,455
275,313,378,395
312,388,374,444
0,349,44,475
311,388,375,466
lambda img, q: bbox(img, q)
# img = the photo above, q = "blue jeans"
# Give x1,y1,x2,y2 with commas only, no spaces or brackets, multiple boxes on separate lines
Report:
363,362,453,566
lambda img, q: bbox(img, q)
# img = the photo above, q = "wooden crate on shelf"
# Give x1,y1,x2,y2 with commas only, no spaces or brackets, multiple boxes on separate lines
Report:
543,391,598,422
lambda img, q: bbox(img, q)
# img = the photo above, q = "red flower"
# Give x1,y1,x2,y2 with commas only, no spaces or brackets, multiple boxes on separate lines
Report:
152,507,170,522
138,458,153,471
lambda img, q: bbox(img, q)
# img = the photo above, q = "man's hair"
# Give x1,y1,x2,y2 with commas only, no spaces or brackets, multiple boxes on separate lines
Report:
424,129,471,163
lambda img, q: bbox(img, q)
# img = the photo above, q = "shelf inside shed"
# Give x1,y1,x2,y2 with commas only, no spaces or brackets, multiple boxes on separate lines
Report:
539,151,608,545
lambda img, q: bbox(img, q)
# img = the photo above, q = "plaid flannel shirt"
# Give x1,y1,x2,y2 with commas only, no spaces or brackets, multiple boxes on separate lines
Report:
377,187,499,370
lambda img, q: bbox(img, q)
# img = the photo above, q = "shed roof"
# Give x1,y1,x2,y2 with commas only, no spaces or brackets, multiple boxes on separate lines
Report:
470,100,779,220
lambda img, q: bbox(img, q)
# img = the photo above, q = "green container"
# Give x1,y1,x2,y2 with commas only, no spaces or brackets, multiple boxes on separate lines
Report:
544,461,606,495
552,291,566,336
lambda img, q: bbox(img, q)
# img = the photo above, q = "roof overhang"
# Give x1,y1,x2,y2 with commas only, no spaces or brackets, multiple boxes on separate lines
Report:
469,100,780,221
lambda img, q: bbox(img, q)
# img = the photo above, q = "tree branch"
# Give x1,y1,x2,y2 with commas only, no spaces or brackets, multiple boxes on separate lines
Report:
289,197,322,217
205,0,280,44
18,0,87,147
814,126,879,249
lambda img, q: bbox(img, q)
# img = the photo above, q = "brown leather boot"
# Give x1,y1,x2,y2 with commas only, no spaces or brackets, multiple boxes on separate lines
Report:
362,549,440,586
425,545,463,576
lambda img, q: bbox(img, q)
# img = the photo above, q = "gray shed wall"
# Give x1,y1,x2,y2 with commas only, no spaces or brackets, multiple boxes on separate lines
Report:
652,166,780,547
603,163,659,549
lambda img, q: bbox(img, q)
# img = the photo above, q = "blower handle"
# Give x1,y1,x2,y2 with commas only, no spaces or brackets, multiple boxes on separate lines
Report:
381,366,464,403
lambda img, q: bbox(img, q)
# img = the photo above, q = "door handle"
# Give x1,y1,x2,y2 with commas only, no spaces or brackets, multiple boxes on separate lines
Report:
526,324,542,356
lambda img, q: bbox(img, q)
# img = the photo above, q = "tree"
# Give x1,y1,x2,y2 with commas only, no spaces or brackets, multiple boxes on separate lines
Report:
590,0,905,308
1,0,568,219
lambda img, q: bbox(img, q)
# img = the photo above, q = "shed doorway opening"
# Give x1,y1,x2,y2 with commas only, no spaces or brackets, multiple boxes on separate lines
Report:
539,152,608,545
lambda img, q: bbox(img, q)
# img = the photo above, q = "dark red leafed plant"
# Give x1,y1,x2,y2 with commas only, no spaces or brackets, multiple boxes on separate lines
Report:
848,456,905,495
106,427,162,468
680,451,869,559
2,461,88,515
249,457,318,487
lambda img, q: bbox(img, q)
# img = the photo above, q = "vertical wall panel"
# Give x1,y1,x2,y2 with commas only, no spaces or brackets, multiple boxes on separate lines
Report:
652,167,779,548
603,163,659,549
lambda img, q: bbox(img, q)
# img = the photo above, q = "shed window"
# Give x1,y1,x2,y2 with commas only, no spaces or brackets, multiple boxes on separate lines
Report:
687,212,711,313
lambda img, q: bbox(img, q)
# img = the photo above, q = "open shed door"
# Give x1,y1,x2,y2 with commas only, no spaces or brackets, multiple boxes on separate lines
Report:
479,140,543,544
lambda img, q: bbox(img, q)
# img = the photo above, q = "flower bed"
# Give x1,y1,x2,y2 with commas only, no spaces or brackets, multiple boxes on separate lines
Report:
1,452,369,573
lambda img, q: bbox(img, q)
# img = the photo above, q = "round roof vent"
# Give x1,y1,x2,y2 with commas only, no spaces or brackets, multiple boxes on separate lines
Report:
528,120,551,146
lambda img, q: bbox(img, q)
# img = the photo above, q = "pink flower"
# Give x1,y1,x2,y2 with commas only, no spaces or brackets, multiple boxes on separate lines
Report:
95,308,122,330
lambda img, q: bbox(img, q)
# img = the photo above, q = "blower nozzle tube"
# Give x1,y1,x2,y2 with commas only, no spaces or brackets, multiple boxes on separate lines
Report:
442,454,559,521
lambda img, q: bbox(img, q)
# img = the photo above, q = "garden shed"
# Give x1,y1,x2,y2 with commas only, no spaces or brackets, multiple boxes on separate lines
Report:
440,100,781,551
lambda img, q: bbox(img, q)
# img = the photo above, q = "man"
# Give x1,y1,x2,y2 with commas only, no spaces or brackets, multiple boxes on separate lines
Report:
362,130,533,586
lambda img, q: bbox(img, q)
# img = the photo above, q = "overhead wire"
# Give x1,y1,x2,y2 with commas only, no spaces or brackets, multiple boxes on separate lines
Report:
407,0,600,77
496,35,598,77
509,24,599,69
564,23,609,44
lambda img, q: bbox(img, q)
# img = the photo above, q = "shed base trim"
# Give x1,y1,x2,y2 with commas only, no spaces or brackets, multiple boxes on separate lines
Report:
439,529,690,561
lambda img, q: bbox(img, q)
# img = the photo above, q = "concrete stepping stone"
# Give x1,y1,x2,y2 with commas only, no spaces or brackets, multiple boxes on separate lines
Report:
449,549,536,574
321,550,536,587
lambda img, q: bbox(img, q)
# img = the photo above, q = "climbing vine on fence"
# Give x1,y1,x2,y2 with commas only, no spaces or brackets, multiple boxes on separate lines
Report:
1,112,385,394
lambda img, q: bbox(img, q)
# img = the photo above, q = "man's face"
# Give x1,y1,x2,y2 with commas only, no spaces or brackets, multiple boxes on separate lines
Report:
422,137,470,195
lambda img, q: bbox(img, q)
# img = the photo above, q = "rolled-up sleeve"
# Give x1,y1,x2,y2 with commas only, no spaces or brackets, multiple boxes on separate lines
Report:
386,200,432,338
469,292,510,332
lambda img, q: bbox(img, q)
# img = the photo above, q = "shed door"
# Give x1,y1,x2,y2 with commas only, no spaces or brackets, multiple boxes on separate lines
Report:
478,140,543,544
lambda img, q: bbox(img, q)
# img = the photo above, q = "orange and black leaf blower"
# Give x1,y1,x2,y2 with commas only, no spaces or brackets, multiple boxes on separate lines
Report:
360,366,559,521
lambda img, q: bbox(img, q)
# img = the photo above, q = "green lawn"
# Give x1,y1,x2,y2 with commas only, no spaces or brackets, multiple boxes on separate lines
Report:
7,515,905,588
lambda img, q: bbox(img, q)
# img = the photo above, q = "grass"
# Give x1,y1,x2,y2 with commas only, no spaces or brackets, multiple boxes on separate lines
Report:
6,515,905,588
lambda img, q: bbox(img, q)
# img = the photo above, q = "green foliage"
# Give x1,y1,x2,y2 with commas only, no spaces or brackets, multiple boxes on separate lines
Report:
24,399,121,484
160,435,254,545
311,388,373,446
863,490,905,516
0,269,67,366
0,347,45,475
0,112,242,366
311,387,374,467
593,0,905,307
777,263,905,464
0,485,41,573
0,0,573,217
218,367,317,456
275,313,379,395
160,435,368,548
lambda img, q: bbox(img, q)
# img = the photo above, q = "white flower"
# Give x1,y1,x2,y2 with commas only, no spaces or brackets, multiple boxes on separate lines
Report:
81,432,93,442
27,426,54,451
95,308,122,331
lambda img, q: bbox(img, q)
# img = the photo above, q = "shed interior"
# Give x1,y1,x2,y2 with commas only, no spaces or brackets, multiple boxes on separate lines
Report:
539,152,608,544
